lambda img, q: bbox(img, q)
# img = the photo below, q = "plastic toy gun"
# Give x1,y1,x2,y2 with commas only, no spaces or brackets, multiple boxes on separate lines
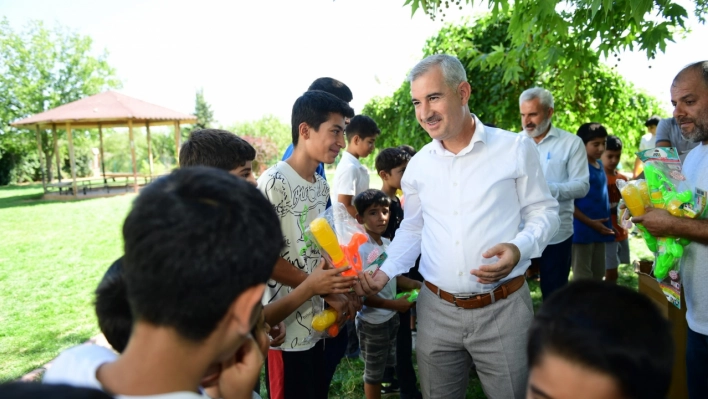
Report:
309,217,368,277
311,308,340,337
395,289,420,302
643,163,693,280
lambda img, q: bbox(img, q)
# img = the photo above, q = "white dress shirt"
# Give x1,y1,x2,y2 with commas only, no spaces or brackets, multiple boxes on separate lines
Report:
521,125,589,244
331,151,370,204
380,115,560,294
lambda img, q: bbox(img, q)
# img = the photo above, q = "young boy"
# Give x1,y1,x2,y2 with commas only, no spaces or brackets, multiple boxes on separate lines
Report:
257,90,356,399
179,128,257,184
332,115,380,218
45,167,283,399
354,189,422,399
572,123,615,281
602,135,630,284
376,148,422,399
526,280,673,399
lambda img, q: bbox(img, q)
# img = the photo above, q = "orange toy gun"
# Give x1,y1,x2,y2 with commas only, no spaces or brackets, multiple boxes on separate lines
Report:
309,217,368,277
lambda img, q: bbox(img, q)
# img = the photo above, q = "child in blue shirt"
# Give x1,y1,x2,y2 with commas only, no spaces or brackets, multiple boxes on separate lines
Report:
572,123,615,280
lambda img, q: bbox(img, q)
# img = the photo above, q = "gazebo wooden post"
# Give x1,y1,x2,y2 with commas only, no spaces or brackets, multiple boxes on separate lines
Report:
128,119,139,193
146,122,154,178
99,123,107,186
65,122,78,199
34,124,47,193
174,121,181,166
52,124,62,183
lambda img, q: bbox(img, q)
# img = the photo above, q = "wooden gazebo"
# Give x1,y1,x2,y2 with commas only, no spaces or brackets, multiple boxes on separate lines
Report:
11,91,196,199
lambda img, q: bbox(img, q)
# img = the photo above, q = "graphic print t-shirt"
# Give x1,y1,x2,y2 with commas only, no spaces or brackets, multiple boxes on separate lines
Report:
257,161,329,351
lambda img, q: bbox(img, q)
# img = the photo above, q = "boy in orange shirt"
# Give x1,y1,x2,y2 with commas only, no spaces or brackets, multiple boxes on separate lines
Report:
602,135,629,283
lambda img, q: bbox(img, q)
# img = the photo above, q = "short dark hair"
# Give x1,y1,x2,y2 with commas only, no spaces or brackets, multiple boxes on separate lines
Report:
375,148,411,174
179,129,255,170
576,122,608,144
398,145,417,157
673,60,708,88
308,77,353,103
291,90,355,146
95,257,131,353
122,167,283,341
606,135,623,152
0,383,113,399
528,281,673,399
354,189,391,216
645,116,661,127
345,115,380,142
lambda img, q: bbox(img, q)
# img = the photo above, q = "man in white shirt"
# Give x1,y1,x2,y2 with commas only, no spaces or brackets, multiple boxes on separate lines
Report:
357,54,560,399
519,87,589,299
632,60,708,399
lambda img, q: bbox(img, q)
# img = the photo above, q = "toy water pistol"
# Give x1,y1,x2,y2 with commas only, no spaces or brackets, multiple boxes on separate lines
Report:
395,289,420,302
311,308,340,337
643,162,694,280
309,217,368,277
618,180,656,251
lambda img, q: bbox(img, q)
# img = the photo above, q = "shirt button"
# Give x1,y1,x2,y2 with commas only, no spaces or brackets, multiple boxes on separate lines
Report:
453,211,458,215
456,241,460,245
453,182,458,186
458,271,463,276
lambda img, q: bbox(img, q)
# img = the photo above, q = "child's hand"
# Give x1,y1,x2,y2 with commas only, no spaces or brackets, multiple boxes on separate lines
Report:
269,322,286,347
304,258,358,296
391,296,416,313
217,337,264,399
392,295,415,313
587,218,615,235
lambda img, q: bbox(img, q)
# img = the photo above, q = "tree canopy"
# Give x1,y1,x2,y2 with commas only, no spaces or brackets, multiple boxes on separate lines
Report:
403,0,706,88
0,18,121,184
363,14,665,165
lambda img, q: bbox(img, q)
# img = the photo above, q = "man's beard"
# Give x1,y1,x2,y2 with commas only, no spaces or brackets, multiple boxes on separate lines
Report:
678,110,708,143
525,117,552,138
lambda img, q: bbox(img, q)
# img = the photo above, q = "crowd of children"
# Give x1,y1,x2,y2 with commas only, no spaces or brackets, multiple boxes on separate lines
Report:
1,74,676,399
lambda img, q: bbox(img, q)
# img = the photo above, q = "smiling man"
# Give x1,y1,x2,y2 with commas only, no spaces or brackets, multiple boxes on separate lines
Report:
632,60,708,399
357,54,560,399
519,88,589,299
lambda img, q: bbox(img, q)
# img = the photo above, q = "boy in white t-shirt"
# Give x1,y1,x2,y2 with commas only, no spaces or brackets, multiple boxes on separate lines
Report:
332,115,380,218
257,90,357,399
43,167,282,399
353,189,422,399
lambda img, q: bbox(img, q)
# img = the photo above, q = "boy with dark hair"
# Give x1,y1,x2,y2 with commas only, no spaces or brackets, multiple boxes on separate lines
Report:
179,129,257,184
602,135,629,283
45,167,283,399
95,258,131,353
332,115,381,218
526,280,673,399
281,78,354,190
572,123,615,280
353,189,421,399
258,90,356,399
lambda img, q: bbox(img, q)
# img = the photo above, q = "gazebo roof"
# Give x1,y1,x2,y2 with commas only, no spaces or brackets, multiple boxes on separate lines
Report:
11,90,196,129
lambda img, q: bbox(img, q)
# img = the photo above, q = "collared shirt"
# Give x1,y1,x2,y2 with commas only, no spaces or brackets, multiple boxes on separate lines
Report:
521,125,589,244
331,151,370,204
380,115,560,294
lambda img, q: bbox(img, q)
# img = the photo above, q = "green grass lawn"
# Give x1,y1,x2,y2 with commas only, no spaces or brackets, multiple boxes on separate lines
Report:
1,179,649,398
0,184,133,382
